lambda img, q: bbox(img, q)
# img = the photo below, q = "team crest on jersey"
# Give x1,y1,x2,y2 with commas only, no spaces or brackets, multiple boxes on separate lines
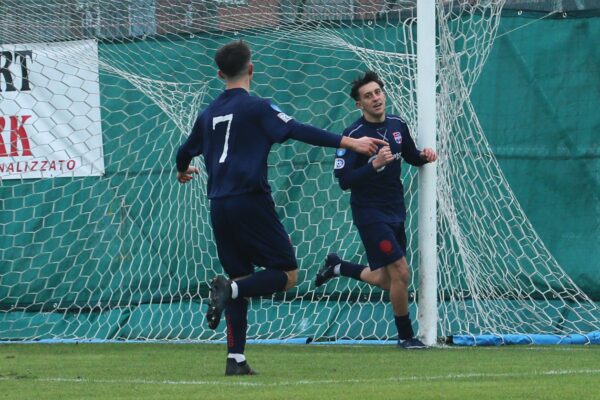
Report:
392,131,402,144
336,148,346,157
334,158,345,169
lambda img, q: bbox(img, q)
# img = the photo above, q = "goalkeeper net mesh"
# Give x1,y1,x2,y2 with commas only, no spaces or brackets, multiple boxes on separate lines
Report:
0,0,598,342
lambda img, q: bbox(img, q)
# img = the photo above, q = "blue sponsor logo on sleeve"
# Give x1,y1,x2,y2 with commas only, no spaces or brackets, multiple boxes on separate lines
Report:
336,148,346,157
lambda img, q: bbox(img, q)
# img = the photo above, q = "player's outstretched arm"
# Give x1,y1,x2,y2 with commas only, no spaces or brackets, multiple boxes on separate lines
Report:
341,136,388,156
177,166,199,184
284,122,386,156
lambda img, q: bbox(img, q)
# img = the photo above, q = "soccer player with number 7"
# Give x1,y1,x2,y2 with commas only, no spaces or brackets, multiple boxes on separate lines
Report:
175,40,386,375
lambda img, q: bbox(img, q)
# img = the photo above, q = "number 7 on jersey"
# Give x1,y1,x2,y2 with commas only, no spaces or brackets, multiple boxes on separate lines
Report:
212,114,233,163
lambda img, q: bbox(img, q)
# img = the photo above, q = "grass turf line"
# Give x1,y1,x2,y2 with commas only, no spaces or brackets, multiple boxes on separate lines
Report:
1,343,599,400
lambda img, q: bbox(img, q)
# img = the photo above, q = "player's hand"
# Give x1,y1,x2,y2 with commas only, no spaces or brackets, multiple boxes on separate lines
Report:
177,166,199,184
343,136,388,156
372,146,395,170
420,148,437,162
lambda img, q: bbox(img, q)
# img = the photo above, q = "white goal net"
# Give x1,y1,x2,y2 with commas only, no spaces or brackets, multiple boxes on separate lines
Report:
0,0,598,343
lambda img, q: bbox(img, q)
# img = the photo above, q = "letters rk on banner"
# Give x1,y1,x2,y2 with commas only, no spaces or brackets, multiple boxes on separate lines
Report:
0,40,104,179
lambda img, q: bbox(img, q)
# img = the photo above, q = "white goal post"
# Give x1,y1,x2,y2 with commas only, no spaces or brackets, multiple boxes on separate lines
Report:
417,0,438,346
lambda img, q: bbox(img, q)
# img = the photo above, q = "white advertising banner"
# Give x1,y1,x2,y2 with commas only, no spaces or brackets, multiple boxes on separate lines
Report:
0,39,104,179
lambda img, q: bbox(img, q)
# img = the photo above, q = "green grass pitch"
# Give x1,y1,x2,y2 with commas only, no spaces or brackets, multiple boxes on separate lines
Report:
1,343,599,399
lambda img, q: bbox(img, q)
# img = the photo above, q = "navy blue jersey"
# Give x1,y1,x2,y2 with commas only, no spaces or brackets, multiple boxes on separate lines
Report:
334,115,426,227
177,88,341,199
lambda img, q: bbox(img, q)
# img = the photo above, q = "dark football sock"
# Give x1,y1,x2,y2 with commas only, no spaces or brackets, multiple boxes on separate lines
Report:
340,260,367,281
395,313,414,340
236,268,288,298
225,297,248,355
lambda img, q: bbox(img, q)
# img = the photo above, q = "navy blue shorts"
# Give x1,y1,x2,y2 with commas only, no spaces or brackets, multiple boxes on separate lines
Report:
357,222,407,270
210,193,298,279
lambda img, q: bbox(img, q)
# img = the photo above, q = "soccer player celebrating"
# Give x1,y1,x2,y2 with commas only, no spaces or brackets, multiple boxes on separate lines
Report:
175,41,386,375
314,71,437,349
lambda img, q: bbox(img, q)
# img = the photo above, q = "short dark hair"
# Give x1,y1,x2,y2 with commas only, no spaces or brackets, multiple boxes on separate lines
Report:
350,71,385,101
214,40,251,78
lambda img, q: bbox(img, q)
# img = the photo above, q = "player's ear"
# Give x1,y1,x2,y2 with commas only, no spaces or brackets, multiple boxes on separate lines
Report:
218,70,225,80
356,100,363,110
247,63,254,77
